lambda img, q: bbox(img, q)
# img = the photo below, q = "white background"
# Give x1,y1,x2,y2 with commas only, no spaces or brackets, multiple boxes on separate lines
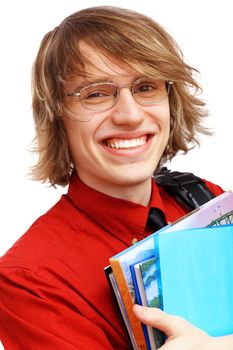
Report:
0,0,232,259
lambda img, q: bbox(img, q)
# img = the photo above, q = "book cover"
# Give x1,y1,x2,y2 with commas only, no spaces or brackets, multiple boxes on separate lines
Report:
154,224,233,336
161,191,233,233
109,191,233,349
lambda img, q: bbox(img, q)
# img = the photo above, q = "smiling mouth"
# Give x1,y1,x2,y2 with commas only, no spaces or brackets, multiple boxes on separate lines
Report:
104,135,149,149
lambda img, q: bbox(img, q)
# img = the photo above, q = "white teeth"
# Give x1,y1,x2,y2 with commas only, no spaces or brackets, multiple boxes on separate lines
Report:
106,136,147,149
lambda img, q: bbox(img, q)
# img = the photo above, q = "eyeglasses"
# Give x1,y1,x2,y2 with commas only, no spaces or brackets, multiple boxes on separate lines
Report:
66,77,173,113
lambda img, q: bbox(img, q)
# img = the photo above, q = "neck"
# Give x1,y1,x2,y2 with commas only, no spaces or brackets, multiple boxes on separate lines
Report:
108,180,152,206
79,175,152,206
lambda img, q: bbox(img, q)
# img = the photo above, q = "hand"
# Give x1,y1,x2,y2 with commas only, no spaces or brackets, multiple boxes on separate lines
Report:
133,305,233,349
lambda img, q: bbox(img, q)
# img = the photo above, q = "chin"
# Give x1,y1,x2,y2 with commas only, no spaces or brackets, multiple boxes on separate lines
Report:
109,169,154,187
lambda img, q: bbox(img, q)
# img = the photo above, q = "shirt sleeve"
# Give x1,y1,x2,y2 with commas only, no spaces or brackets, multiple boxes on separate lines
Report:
202,179,225,196
0,266,115,350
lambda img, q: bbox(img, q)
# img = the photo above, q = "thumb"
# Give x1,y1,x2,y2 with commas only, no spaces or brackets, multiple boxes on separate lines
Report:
133,304,189,337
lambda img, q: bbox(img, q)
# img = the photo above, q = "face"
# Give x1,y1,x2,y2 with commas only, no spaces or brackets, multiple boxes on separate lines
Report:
63,42,170,201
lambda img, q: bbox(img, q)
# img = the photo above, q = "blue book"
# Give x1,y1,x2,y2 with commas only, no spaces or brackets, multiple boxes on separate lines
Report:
154,224,233,336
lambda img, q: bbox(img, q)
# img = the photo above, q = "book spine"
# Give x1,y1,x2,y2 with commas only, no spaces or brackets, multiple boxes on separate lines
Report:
110,258,147,350
131,264,153,350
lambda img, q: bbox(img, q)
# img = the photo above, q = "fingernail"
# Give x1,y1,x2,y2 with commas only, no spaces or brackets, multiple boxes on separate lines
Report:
133,304,147,314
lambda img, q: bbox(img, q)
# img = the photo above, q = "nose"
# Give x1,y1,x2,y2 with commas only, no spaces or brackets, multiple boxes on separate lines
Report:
111,87,144,126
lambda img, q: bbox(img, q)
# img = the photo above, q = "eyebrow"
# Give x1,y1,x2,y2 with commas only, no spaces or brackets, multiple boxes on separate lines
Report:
79,77,112,86
68,74,143,92
68,77,112,92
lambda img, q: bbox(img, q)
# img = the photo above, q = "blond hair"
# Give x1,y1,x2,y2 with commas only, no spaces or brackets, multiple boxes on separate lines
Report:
31,6,210,186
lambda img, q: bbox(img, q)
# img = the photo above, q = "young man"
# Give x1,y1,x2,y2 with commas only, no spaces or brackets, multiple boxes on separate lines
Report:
0,6,231,349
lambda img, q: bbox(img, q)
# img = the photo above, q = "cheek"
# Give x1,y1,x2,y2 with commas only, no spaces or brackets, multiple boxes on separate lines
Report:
62,120,84,156
161,103,171,127
150,103,170,130
63,118,100,161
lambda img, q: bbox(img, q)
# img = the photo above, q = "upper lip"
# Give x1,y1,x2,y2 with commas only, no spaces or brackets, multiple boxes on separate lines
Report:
100,131,155,142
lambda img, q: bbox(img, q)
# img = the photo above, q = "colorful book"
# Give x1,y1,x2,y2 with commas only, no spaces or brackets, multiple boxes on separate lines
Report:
109,191,233,349
132,257,165,349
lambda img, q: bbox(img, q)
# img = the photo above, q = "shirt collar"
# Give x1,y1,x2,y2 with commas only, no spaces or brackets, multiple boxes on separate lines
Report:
67,173,166,245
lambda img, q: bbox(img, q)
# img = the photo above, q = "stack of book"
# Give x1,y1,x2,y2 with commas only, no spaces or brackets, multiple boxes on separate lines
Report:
105,191,233,350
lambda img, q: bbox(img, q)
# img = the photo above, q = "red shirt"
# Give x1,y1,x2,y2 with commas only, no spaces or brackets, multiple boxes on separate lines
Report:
0,174,223,349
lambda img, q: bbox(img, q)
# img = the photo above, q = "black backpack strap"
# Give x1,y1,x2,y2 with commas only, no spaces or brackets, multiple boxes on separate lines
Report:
153,167,215,211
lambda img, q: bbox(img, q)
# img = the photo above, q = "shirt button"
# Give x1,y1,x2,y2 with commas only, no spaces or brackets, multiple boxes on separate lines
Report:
131,237,138,245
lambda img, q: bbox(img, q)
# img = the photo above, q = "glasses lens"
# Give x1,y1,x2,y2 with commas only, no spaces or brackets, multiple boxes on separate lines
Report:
133,79,168,105
80,83,117,111
64,78,171,121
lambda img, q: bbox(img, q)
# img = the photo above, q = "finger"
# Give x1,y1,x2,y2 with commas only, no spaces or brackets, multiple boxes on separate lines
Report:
133,305,191,337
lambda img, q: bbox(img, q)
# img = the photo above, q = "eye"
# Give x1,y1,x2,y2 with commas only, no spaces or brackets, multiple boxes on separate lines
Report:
85,91,108,99
134,80,159,94
82,84,115,100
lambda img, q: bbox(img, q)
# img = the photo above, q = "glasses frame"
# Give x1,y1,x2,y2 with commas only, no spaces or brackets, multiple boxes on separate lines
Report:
66,78,173,112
